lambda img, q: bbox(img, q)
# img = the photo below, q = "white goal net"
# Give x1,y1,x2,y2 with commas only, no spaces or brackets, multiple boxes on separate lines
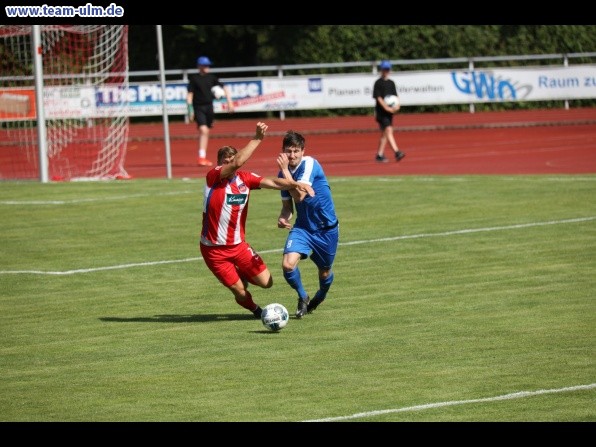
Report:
0,25,130,181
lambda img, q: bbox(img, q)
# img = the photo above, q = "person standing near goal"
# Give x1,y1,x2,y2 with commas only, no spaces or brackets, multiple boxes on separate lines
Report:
187,56,235,167
200,122,315,318
373,60,406,163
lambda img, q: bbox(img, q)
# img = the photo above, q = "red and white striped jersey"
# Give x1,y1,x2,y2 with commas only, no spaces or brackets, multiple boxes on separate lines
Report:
200,167,263,246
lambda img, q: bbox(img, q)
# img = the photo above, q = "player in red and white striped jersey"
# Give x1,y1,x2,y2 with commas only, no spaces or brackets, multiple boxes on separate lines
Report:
199,122,315,319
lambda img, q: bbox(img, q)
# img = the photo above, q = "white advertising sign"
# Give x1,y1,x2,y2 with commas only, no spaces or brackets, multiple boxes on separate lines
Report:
43,86,96,119
34,65,596,119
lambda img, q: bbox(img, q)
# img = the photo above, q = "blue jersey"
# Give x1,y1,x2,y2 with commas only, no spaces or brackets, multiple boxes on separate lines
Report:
279,156,338,233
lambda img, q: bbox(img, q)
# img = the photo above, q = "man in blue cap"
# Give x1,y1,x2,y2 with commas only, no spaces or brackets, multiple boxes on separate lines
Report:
372,59,406,163
187,56,235,167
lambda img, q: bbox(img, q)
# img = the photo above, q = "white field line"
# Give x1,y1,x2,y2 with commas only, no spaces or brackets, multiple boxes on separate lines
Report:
301,383,596,422
0,190,195,206
1,216,594,276
2,176,595,206
331,175,596,183
340,216,596,247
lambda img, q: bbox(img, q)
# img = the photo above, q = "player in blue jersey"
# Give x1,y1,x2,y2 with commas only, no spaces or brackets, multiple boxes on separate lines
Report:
276,130,339,318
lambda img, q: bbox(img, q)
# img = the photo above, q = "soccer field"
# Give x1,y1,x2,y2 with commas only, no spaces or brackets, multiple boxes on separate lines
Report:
0,175,595,422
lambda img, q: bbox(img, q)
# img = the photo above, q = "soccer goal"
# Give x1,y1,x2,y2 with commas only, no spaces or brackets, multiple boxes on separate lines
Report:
0,25,130,181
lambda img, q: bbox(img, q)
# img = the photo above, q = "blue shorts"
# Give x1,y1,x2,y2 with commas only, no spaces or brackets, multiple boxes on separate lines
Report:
283,225,339,270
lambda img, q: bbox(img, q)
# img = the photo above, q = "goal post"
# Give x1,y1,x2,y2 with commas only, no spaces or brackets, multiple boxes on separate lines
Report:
0,25,130,182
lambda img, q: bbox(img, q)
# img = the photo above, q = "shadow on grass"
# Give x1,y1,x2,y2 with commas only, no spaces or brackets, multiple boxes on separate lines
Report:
99,313,257,323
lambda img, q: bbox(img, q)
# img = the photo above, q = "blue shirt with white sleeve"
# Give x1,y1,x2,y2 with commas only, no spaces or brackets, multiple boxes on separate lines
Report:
279,156,338,233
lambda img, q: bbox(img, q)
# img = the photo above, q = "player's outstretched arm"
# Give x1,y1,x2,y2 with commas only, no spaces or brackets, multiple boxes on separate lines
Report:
259,177,315,197
219,122,267,178
235,122,266,165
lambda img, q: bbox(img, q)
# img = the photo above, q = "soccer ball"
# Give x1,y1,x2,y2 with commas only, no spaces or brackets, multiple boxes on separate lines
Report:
211,85,226,99
384,94,400,108
261,303,289,332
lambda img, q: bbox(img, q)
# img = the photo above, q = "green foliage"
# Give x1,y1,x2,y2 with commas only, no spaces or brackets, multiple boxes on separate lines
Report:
129,25,596,70
126,25,596,116
0,176,595,421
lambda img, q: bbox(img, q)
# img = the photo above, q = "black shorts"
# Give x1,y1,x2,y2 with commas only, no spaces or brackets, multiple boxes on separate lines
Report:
194,104,215,128
375,111,394,130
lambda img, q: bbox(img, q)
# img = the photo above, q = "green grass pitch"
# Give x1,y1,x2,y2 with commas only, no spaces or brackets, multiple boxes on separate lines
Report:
1,175,595,422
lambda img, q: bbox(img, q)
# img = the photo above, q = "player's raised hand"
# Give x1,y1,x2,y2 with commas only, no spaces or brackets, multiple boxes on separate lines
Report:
255,122,268,140
277,153,289,170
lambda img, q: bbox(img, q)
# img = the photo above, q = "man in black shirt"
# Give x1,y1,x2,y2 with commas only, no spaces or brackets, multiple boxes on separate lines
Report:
187,56,235,167
372,60,406,163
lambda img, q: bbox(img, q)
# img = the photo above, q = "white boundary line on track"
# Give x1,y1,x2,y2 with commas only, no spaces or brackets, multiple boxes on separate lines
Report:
1,216,594,275
300,383,596,422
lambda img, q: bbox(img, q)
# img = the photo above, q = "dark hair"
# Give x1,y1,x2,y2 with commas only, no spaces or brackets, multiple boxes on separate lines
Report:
217,145,237,165
282,130,305,151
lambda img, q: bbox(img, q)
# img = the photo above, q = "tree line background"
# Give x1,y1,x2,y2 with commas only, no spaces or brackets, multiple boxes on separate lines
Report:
129,25,596,116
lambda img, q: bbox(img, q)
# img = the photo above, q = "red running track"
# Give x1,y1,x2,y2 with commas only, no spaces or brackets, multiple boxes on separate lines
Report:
124,108,596,178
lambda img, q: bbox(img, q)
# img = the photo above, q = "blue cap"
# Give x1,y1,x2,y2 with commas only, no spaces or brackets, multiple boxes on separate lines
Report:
379,60,392,70
197,56,212,66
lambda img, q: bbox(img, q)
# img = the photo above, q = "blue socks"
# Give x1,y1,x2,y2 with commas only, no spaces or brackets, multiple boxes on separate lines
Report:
284,269,334,302
314,271,334,301
283,268,308,300
315,272,334,301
